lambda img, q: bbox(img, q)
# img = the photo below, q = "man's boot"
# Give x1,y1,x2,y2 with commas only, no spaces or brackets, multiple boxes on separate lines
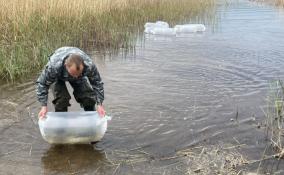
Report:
55,107,68,112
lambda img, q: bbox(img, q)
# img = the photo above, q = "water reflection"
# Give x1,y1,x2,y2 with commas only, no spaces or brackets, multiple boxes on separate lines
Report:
41,144,106,174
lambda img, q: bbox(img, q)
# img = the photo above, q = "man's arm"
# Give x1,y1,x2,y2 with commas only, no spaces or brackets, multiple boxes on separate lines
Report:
88,64,104,105
36,63,57,107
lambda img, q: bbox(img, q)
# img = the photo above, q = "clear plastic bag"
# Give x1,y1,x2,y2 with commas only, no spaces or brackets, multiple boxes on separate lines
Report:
144,21,206,35
149,27,176,35
38,112,111,144
144,21,169,28
174,24,206,33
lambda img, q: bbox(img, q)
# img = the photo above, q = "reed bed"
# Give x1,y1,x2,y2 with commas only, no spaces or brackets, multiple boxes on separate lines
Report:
269,0,284,7
254,0,284,7
265,80,284,157
276,0,284,6
0,0,215,81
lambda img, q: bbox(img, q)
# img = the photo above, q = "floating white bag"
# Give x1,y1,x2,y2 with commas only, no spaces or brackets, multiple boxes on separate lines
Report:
155,21,170,28
174,24,206,33
144,21,169,28
147,27,176,35
38,112,111,144
144,27,153,34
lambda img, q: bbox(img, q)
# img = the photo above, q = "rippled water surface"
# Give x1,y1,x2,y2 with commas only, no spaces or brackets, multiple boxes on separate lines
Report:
1,0,284,174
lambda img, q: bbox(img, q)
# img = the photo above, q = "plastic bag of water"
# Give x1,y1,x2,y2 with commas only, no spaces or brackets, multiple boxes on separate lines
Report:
147,27,176,36
38,112,111,144
174,24,206,33
144,21,169,28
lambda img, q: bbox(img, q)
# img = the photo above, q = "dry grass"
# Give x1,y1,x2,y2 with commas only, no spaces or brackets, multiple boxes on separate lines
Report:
104,144,250,175
0,0,216,81
175,145,249,175
270,0,284,7
253,0,284,7
277,0,284,6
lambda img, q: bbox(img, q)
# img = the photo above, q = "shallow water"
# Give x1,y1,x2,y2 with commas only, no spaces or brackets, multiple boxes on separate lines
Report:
1,0,284,174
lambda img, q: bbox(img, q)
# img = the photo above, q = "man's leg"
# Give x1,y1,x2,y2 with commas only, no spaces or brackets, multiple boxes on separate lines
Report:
51,80,71,112
70,78,97,111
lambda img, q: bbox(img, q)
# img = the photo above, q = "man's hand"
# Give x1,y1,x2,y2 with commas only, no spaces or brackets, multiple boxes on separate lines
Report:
39,106,47,119
97,105,106,117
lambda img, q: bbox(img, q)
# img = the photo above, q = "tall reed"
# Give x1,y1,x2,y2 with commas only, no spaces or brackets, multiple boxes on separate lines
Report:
265,80,284,155
0,0,215,81
275,0,284,7
254,0,284,7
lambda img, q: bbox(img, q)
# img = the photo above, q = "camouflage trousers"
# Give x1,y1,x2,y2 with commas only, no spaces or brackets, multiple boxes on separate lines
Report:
51,79,97,112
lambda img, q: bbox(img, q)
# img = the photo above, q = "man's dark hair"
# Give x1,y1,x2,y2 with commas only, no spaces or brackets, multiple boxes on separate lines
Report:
65,54,83,71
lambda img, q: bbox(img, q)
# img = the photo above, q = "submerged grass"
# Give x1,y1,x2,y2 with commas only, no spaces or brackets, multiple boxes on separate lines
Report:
104,144,250,174
0,0,216,81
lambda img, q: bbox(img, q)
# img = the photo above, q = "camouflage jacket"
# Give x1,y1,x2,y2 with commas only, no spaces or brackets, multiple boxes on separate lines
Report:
36,47,104,106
